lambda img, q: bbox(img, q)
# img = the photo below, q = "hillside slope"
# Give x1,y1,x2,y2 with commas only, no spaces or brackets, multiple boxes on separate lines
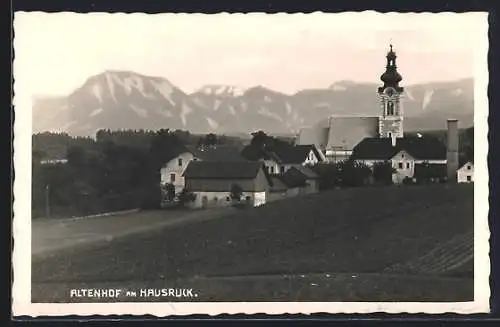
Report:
33,184,473,302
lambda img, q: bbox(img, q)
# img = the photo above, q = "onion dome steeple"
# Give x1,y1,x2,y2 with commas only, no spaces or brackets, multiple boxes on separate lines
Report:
378,44,404,93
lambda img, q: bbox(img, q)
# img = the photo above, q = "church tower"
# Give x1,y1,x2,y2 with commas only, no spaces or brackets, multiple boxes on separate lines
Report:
378,44,404,139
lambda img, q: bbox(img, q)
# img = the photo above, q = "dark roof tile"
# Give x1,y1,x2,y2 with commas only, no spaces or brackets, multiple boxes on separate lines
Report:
351,137,447,161
291,165,320,179
242,143,323,164
183,161,264,179
277,168,308,188
414,163,447,178
185,145,248,162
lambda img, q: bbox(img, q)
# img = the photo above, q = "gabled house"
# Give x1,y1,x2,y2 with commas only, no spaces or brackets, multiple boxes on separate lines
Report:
160,145,248,194
457,160,474,183
350,136,447,184
241,143,326,175
268,165,320,201
182,161,271,208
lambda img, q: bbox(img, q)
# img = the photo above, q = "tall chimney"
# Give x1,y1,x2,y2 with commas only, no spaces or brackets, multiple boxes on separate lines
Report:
446,119,459,183
391,133,397,147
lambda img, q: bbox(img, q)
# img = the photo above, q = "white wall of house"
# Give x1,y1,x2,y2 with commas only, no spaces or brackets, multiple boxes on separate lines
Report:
261,159,281,175
390,150,415,183
304,149,321,165
414,159,447,164
188,191,266,209
457,162,474,183
160,152,195,193
325,150,351,163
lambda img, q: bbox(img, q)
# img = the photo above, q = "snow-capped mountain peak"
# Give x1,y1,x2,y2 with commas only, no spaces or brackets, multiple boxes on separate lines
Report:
32,71,474,137
195,85,247,97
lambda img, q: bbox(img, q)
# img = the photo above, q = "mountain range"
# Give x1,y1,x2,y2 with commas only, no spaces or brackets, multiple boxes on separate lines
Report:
32,70,474,137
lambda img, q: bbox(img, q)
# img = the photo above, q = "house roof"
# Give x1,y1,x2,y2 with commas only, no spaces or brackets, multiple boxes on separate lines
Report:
291,165,319,179
459,160,474,169
351,137,447,161
277,167,308,188
241,143,323,164
182,161,264,179
269,176,288,192
414,163,447,178
184,145,248,162
273,144,323,164
459,155,474,167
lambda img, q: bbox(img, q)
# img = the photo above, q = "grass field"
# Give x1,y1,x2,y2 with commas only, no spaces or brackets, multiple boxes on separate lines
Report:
32,183,474,302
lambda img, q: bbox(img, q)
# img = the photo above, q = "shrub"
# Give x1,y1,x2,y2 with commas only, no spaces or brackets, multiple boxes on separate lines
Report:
402,176,414,185
372,161,395,185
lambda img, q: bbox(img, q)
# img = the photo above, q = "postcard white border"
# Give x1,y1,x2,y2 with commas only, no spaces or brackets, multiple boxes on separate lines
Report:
12,11,490,316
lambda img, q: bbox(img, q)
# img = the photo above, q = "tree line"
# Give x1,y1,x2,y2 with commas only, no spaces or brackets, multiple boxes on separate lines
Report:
32,129,246,218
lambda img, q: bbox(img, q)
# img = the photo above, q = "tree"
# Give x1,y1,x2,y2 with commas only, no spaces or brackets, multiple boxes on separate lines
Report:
310,162,343,190
148,129,184,170
338,160,372,187
204,133,218,147
250,130,269,147
230,183,243,202
372,161,395,185
66,146,87,168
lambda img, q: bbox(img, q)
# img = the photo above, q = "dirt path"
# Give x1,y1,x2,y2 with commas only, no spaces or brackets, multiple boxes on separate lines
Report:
32,208,235,260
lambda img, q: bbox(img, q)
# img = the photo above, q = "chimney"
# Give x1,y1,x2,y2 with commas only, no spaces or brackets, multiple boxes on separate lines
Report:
391,133,397,147
446,119,459,183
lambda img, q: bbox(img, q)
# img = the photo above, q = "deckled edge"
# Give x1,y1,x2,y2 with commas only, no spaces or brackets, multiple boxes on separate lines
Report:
11,11,491,317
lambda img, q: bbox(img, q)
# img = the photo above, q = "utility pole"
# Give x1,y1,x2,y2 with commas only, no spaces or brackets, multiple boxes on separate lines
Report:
45,184,50,218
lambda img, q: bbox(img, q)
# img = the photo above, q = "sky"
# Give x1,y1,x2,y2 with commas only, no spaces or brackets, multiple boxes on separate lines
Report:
13,12,486,100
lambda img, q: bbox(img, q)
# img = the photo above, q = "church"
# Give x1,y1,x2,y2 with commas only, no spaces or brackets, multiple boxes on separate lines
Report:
297,45,460,183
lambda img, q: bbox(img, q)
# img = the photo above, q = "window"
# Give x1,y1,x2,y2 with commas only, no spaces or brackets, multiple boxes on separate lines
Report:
387,102,394,115
406,162,410,169
398,162,403,169
280,166,285,174
467,175,472,182
467,165,471,170
178,158,183,167
388,132,392,138
269,166,274,174
170,173,176,182
226,196,230,202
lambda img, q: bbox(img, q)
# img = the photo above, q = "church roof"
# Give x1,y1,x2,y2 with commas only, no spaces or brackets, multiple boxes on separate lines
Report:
351,136,447,161
379,44,404,92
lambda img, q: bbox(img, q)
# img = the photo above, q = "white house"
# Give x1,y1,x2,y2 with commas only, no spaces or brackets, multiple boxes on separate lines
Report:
160,151,195,194
160,145,248,195
182,161,270,208
350,136,447,184
457,161,474,183
243,144,326,176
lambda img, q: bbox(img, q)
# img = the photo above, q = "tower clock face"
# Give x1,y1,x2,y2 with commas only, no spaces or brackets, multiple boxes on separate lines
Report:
384,87,396,97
